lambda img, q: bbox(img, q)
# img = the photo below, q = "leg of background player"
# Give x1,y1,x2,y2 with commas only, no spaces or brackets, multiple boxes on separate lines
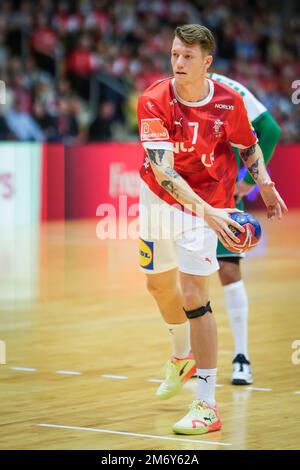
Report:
218,259,253,385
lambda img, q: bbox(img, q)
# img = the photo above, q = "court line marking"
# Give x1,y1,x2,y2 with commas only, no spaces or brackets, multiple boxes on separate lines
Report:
246,387,272,392
56,370,82,376
37,423,232,446
7,367,299,394
101,374,128,380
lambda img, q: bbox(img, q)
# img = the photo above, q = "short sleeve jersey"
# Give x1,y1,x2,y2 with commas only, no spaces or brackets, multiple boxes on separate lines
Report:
209,72,267,122
137,77,257,208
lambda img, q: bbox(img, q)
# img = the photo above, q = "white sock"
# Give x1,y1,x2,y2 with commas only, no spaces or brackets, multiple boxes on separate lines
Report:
224,280,249,359
196,368,217,407
166,321,190,359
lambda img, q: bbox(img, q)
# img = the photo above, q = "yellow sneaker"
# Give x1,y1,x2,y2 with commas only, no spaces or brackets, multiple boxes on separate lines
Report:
172,400,222,435
155,353,196,400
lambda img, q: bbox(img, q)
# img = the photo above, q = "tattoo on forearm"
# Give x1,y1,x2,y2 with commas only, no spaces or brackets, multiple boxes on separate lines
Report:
147,149,165,165
248,158,259,180
164,166,179,178
161,180,179,198
240,144,257,162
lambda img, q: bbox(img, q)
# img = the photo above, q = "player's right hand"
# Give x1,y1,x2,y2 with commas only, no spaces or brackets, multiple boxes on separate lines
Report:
204,207,245,248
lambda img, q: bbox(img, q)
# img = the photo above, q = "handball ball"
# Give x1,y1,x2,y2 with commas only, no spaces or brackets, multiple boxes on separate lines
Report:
228,211,262,253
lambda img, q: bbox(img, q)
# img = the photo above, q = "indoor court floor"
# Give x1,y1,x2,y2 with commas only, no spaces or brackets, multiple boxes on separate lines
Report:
0,210,300,450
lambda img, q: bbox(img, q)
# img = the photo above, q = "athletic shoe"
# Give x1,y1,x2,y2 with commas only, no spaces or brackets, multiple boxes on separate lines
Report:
231,353,253,385
155,353,196,400
173,400,222,435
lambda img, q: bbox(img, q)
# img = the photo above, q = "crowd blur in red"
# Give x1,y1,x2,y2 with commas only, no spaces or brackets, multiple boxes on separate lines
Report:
0,0,299,143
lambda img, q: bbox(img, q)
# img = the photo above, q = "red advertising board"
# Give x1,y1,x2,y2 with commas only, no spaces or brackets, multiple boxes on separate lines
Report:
41,144,65,220
65,143,143,219
41,143,300,220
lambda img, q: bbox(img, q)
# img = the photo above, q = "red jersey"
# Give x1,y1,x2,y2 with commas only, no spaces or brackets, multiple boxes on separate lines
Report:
137,77,257,208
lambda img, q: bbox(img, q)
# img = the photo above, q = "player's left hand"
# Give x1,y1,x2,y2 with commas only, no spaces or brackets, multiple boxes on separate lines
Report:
259,180,288,220
234,180,255,204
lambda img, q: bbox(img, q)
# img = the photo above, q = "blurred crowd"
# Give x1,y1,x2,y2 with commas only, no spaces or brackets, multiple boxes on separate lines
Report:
0,0,299,143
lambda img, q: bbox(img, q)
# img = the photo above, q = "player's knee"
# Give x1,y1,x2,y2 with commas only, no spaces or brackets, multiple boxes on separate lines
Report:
218,259,241,286
182,288,208,312
146,278,175,301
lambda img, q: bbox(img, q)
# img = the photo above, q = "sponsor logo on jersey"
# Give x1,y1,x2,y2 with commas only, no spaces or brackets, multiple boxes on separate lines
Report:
139,239,154,270
141,118,169,141
173,142,194,153
215,103,234,110
213,119,224,136
201,151,215,167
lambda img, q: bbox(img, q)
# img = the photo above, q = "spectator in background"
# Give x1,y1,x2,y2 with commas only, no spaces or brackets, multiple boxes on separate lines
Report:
10,74,32,113
69,95,89,140
88,101,115,142
0,113,14,140
0,31,9,68
83,0,112,36
0,0,298,143
52,0,82,35
32,76,58,116
56,78,73,99
55,97,79,144
31,13,58,76
5,97,44,141
32,101,58,142
67,34,100,100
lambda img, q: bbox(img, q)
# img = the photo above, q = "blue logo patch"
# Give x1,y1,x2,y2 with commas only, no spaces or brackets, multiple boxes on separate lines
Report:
139,239,154,270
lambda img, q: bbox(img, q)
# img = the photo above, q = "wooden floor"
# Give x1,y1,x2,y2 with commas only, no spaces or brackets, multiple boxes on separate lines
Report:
0,210,300,450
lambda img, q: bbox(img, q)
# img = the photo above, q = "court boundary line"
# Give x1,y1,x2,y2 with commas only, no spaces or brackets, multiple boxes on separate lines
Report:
56,370,82,375
6,366,300,394
102,374,128,379
37,423,232,446
246,387,272,392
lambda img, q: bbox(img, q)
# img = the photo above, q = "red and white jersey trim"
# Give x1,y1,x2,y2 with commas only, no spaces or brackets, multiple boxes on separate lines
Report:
142,141,174,151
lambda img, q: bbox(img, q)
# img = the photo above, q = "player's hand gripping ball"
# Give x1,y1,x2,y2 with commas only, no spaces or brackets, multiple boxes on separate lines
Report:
228,211,262,253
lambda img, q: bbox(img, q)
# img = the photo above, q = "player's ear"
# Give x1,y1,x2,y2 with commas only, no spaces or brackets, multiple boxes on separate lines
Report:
205,55,213,71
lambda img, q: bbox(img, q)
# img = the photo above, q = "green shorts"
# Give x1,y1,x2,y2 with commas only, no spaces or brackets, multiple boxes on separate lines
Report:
217,199,245,259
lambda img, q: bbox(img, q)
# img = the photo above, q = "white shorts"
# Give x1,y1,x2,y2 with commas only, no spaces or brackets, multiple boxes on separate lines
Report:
139,181,219,276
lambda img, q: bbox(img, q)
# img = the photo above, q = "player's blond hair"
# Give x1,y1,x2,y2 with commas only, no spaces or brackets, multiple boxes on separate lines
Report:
174,24,215,55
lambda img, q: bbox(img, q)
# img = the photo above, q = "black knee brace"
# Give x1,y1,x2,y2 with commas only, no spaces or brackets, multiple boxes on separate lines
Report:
183,301,212,319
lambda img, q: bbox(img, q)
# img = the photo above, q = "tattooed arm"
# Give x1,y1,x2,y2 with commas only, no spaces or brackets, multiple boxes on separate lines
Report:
146,148,245,247
239,143,287,219
147,148,207,211
239,143,269,184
